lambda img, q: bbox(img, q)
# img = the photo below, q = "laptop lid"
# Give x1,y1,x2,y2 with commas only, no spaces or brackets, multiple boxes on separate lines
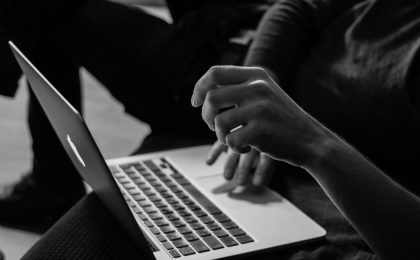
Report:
9,41,156,259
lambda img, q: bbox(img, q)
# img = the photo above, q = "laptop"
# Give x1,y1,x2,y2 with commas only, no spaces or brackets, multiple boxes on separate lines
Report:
9,41,326,259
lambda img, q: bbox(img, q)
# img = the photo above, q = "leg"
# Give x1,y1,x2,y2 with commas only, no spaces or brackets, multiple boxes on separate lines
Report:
0,40,85,224
53,0,235,136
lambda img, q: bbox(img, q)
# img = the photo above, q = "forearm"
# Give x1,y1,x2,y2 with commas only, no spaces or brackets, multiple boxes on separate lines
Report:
304,130,420,259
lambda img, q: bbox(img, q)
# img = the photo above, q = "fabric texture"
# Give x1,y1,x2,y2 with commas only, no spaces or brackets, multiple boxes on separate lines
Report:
246,0,420,195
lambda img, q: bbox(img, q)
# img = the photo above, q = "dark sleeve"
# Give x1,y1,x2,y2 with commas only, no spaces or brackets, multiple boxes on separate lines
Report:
244,0,363,86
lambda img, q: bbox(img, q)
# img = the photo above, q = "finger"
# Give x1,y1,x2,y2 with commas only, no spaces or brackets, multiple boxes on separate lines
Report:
206,141,227,165
201,84,246,131
214,104,254,144
235,149,258,186
192,66,266,107
252,154,274,186
224,149,240,180
225,122,257,154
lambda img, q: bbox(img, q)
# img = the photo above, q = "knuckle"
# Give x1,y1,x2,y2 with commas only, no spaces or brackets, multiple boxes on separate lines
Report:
208,66,222,79
205,89,218,105
252,67,269,78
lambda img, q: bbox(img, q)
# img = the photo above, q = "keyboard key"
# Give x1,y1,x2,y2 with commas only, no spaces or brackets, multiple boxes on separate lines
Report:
159,176,172,182
167,232,182,241
123,185,136,190
119,179,130,185
193,210,208,217
213,213,231,223
170,187,183,193
144,220,154,228
133,194,146,201
222,221,238,229
199,216,214,224
149,213,163,220
161,193,173,199
184,216,197,223
143,207,157,214
182,184,222,215
168,249,181,258
160,208,174,215
154,219,169,227
155,187,167,193
150,227,160,235
184,233,199,242
148,196,162,203
138,213,148,221
173,239,189,248
138,201,151,208
154,201,167,208
236,235,254,244
179,246,196,256
229,228,245,237
207,223,221,231
220,236,238,247
190,240,210,253
177,226,192,235
202,235,224,250
196,229,211,237
178,210,191,217
156,234,167,242
176,192,189,200
144,160,160,172
128,189,141,195
108,165,119,173
187,204,201,211
144,191,156,196
132,207,142,214
162,241,174,250
166,214,180,222
133,179,145,185
171,173,184,179
165,181,177,188
173,205,185,211
166,198,178,204
213,229,229,238
161,226,176,234
190,222,204,230
171,220,186,228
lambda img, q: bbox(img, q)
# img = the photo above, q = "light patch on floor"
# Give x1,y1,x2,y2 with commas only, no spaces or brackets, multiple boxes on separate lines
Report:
0,69,149,259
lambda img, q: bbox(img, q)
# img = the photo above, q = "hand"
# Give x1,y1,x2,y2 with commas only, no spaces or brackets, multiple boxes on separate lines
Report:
206,141,275,186
191,65,326,167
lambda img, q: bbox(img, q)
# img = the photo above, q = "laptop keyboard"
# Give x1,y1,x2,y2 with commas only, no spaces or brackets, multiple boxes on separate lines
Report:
109,158,254,258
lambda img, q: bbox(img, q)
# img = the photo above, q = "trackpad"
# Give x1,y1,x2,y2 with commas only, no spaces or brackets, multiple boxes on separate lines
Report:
196,175,284,210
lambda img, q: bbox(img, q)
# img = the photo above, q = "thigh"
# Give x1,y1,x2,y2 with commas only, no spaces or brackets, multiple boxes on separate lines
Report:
53,0,225,134
21,193,149,260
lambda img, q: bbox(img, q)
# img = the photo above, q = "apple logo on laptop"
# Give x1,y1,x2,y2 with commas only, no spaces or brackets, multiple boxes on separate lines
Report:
67,134,86,167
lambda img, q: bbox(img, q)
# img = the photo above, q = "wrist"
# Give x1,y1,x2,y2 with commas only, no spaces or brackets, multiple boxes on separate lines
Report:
300,124,341,175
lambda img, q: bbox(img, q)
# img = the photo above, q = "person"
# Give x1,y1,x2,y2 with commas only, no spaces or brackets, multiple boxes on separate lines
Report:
192,65,420,259
0,0,273,224
18,0,420,259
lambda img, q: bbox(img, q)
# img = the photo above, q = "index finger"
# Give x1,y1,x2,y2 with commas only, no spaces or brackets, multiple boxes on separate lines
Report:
191,65,255,107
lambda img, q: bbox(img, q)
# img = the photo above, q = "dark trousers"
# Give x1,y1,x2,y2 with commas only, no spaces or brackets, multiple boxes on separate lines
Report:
13,0,241,187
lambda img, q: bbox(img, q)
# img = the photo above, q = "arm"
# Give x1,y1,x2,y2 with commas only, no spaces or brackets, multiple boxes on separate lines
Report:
192,65,420,260
307,130,420,260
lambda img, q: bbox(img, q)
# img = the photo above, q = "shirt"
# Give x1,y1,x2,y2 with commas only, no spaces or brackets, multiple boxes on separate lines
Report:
246,0,420,194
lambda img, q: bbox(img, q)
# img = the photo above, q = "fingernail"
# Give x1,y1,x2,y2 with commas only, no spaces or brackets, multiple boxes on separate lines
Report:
191,96,198,107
